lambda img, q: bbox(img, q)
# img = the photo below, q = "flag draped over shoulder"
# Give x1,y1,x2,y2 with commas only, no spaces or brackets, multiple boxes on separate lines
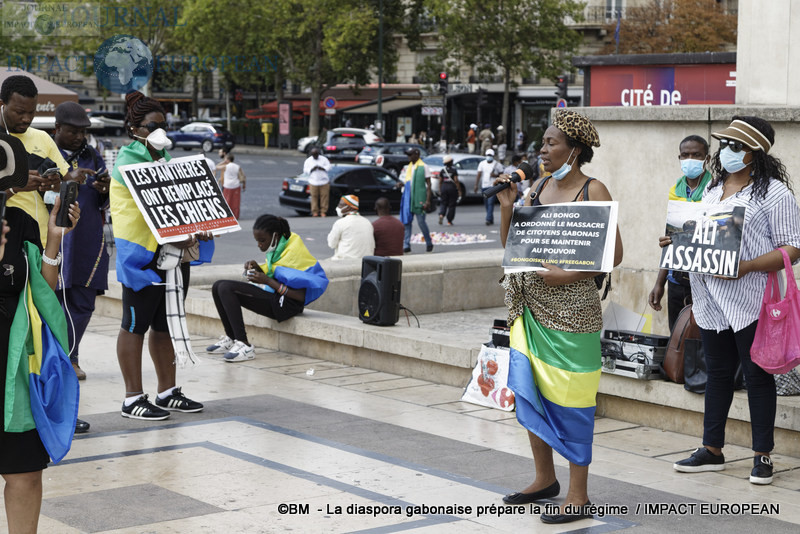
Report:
507,307,601,466
259,233,328,305
110,143,166,291
6,241,79,464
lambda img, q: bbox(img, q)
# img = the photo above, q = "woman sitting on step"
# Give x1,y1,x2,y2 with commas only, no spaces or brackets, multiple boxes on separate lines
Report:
207,215,329,362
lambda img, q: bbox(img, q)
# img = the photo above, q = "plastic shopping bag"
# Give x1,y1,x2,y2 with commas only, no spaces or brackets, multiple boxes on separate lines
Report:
461,344,515,411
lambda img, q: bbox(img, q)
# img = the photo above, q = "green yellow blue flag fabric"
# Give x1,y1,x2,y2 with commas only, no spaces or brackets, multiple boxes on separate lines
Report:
508,307,601,466
259,233,328,305
6,241,79,463
110,142,214,290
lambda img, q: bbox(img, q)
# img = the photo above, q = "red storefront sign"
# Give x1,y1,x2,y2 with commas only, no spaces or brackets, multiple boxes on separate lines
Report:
590,64,736,106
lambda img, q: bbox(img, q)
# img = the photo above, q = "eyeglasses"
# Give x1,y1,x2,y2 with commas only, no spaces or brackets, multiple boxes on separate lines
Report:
139,121,167,132
719,138,746,153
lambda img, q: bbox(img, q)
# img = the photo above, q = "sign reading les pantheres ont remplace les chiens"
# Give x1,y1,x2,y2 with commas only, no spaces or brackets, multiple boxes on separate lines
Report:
118,154,240,244
502,202,618,274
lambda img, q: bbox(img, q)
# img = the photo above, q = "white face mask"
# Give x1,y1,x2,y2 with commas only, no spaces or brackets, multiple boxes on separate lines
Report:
264,234,279,254
551,148,576,181
335,206,345,218
135,128,170,151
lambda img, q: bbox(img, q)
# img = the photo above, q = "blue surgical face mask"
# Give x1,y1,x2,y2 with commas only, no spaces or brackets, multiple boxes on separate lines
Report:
719,146,749,174
680,158,705,179
551,148,575,181
487,156,494,162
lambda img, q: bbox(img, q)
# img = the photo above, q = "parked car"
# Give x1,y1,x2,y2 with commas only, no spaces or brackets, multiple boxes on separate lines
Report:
166,122,235,152
423,153,488,200
279,164,402,216
356,143,428,176
297,127,382,155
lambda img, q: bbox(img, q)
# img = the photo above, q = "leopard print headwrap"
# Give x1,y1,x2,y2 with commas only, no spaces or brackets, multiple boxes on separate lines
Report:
553,109,600,148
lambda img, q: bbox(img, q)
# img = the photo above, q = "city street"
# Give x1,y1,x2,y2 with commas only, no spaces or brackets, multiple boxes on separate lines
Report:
198,151,506,263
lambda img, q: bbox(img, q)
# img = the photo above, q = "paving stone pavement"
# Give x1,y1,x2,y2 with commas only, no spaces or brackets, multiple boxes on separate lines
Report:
5,315,798,533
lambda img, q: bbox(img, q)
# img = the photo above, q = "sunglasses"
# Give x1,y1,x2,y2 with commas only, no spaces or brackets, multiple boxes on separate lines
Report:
719,138,746,153
139,121,167,132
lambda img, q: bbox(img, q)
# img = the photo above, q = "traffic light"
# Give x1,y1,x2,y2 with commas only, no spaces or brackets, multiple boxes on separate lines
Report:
438,72,448,95
477,89,488,106
555,75,568,100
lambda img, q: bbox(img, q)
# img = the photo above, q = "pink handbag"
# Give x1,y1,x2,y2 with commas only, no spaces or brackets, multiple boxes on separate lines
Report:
751,248,800,374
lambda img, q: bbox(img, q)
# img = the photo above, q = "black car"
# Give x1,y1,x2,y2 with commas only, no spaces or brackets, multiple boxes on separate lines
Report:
279,164,402,216
322,132,369,161
356,143,429,175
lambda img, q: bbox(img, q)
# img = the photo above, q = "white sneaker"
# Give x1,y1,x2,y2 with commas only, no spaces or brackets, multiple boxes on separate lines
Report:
206,335,234,353
224,340,255,362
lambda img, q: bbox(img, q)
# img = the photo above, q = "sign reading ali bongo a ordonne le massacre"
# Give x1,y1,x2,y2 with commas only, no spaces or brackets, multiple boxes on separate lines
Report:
502,201,618,274
659,200,745,278
118,154,241,244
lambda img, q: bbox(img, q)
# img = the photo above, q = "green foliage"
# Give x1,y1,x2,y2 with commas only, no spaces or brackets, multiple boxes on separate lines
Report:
418,0,585,85
601,0,737,54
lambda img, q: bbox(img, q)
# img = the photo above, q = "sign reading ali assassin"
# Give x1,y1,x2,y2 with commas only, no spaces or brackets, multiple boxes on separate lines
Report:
118,154,240,244
502,202,618,274
659,200,745,278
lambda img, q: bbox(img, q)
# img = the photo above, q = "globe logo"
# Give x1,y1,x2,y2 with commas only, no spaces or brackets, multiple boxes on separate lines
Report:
34,15,57,36
94,35,154,94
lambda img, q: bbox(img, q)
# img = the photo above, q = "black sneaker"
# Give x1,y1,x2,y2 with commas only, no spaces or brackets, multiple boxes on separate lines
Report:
673,447,725,472
121,394,170,420
154,387,204,413
750,455,773,485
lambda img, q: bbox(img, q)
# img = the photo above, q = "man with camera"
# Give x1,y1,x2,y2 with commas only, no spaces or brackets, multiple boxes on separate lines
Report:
52,102,110,394
0,76,94,245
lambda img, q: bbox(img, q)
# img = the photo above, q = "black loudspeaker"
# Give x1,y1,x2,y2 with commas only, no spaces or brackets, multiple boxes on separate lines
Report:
358,256,402,326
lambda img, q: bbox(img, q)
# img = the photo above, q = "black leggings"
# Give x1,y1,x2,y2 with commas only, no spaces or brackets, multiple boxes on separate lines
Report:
212,280,304,344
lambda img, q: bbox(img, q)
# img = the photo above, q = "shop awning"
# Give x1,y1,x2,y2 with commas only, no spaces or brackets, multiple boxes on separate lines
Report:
0,67,78,116
245,99,369,119
342,98,423,114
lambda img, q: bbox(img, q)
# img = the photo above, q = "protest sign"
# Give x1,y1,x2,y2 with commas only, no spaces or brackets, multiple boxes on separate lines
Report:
659,200,745,277
118,154,240,244
503,201,618,273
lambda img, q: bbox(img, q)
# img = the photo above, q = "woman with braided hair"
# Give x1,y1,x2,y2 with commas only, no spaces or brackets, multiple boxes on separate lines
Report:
207,214,328,362
110,91,212,421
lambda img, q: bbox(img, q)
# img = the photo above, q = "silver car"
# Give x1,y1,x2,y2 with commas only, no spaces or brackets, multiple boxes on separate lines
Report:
422,153,486,200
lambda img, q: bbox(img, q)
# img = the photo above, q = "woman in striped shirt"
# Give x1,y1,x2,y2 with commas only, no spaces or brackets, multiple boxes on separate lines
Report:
669,116,800,486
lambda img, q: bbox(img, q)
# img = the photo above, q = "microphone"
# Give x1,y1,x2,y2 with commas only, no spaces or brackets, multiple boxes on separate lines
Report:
482,162,535,198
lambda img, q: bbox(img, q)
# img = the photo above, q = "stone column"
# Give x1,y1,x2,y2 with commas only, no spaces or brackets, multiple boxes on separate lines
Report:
735,0,800,105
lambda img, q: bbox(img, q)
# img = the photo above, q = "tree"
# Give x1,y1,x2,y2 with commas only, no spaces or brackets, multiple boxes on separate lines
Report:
176,0,283,120
267,0,402,137
601,0,737,54
418,0,585,135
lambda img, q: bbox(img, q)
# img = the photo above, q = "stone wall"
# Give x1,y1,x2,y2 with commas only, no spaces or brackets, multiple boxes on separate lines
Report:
571,105,800,335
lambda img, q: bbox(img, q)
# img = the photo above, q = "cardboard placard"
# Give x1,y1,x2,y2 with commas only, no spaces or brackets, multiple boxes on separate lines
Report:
503,201,618,273
118,154,240,244
659,200,745,277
